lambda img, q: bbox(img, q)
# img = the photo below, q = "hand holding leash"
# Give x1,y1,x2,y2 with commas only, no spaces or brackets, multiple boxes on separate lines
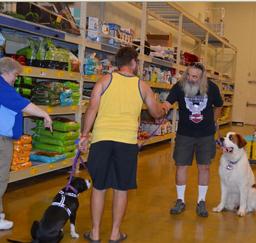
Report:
78,134,90,153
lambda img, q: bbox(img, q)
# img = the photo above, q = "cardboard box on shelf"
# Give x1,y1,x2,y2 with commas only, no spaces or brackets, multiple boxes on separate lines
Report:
147,33,172,47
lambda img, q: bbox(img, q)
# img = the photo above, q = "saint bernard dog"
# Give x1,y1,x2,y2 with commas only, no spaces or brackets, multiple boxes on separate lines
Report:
213,132,256,216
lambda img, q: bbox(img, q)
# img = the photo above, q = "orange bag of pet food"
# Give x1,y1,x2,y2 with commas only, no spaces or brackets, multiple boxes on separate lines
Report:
13,140,23,146
20,135,32,144
11,161,32,171
13,144,24,153
22,143,32,151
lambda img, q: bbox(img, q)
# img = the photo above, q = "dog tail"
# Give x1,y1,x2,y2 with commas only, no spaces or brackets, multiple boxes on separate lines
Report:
31,220,40,242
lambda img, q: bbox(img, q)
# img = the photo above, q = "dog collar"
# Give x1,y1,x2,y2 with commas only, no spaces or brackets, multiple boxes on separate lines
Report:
226,157,242,170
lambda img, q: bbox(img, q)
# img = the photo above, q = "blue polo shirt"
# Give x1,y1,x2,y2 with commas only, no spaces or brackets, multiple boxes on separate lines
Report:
0,75,30,139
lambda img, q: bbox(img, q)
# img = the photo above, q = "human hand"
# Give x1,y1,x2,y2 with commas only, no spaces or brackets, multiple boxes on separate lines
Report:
44,114,52,132
79,134,90,153
161,101,171,115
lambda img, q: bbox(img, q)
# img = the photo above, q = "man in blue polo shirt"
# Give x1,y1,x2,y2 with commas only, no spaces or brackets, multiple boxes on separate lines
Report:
0,57,52,230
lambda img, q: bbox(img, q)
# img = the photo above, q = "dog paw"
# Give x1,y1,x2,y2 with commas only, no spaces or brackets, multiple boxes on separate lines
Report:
237,210,246,217
71,232,79,238
212,206,223,212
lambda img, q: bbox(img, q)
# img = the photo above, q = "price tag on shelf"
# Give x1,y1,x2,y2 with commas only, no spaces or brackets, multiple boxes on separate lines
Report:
71,106,77,111
40,69,46,77
49,164,56,169
23,66,32,75
56,70,64,78
47,107,53,113
56,15,63,23
30,168,38,175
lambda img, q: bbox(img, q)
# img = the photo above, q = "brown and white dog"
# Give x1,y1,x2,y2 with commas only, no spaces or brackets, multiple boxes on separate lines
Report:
213,132,256,216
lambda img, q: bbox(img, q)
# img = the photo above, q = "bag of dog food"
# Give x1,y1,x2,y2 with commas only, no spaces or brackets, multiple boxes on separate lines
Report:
33,136,75,146
30,151,66,163
33,142,76,153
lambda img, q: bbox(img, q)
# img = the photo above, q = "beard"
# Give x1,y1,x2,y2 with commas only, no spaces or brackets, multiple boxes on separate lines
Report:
183,81,200,97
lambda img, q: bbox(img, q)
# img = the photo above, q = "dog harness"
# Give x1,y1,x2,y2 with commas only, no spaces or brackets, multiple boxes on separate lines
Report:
51,190,77,217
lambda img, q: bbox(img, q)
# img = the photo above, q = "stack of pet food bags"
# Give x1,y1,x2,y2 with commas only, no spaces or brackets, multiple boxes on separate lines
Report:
11,135,33,171
31,81,63,106
245,135,256,162
31,118,80,163
14,76,33,99
60,81,80,106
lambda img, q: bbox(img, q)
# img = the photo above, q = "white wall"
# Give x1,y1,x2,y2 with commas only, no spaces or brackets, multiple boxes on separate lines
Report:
215,3,256,125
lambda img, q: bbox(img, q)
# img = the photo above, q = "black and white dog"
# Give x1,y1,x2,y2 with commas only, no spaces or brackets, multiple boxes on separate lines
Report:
31,177,91,243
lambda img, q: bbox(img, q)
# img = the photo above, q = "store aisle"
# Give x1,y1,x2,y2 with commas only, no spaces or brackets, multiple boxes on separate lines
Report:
1,125,256,243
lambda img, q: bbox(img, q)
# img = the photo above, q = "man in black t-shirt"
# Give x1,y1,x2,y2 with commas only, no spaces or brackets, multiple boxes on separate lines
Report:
164,62,223,217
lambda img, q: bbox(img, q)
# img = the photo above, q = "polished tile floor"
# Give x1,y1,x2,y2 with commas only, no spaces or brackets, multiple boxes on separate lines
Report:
1,125,256,243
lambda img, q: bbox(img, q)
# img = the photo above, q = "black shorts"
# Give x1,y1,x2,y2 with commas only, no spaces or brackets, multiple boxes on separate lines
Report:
87,141,139,190
173,134,216,166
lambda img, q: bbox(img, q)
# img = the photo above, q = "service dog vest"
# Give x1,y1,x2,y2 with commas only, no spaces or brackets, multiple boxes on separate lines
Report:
92,72,143,144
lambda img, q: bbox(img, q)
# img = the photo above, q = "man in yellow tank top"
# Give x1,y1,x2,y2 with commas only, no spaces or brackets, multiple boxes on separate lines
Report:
79,47,169,242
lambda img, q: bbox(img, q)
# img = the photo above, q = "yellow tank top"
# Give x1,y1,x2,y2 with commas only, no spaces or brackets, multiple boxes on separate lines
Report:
92,72,143,144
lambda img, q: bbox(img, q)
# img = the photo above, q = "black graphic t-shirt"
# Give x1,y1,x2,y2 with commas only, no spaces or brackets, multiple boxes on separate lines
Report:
167,81,223,137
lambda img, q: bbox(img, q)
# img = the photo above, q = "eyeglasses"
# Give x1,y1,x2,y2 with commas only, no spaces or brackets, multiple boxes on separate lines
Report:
189,62,205,72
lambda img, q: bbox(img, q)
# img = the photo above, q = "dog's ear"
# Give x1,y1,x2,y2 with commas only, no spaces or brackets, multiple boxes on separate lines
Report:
236,134,247,148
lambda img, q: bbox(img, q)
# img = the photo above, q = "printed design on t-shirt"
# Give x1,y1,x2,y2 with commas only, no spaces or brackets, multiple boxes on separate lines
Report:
184,95,208,123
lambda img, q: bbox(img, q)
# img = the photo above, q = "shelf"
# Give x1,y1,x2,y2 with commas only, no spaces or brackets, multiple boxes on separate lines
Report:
83,74,172,90
218,120,232,126
147,81,172,89
23,105,79,117
221,80,234,85
20,66,81,81
83,74,103,83
132,2,236,50
222,90,234,95
141,54,177,69
139,133,175,146
0,14,83,45
9,158,73,183
223,102,233,106
84,39,119,54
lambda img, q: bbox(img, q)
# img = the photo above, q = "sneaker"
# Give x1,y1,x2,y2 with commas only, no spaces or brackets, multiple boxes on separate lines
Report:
0,213,13,230
170,199,186,214
196,200,208,217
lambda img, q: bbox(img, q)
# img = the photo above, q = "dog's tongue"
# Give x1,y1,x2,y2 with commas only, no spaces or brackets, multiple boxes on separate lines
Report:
222,147,233,153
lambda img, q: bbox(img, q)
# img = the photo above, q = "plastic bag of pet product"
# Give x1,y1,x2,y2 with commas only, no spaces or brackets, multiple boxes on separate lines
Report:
11,161,32,171
33,135,75,146
35,118,80,132
64,81,80,91
64,151,76,158
30,151,66,163
60,89,73,106
52,117,80,132
20,135,32,144
33,129,79,141
33,142,76,153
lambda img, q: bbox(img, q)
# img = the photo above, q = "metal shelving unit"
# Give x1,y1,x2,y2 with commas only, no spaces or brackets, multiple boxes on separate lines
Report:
20,66,81,81
9,158,74,183
1,1,237,182
139,133,175,146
